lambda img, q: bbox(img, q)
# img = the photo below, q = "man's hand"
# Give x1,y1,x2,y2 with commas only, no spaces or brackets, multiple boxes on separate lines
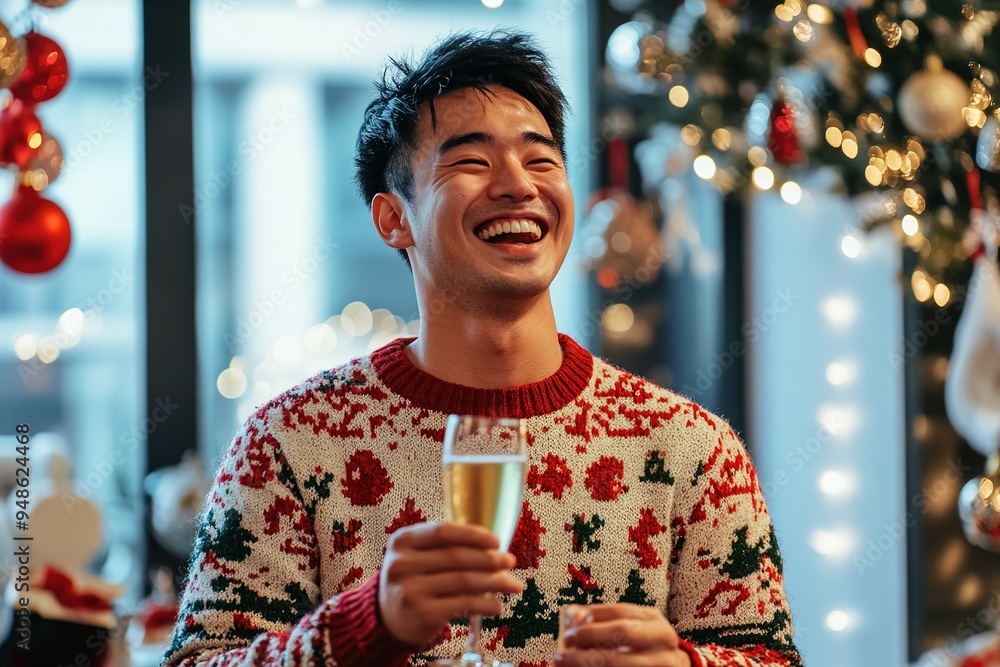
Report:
555,603,693,667
378,522,524,646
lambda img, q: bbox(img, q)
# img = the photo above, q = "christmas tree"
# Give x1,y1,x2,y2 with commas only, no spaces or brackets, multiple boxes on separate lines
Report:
604,0,1000,291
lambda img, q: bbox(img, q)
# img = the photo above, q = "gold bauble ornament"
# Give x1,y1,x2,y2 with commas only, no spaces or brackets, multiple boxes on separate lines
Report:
898,56,971,141
0,22,25,90
22,131,63,190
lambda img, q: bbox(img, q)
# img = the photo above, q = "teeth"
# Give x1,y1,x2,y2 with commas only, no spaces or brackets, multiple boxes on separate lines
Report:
477,219,544,241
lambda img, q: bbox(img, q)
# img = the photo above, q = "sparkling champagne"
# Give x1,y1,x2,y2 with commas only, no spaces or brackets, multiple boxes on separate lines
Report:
443,455,526,550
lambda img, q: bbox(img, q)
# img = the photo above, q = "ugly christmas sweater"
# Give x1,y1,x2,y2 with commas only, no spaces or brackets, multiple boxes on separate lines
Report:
164,334,802,667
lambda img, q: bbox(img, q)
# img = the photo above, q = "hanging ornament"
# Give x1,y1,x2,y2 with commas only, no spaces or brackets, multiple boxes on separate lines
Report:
31,0,73,6
945,252,1000,455
9,32,69,105
0,21,25,89
958,453,1000,552
976,112,1000,171
766,96,804,164
0,184,71,274
897,56,970,141
23,131,62,188
0,99,43,170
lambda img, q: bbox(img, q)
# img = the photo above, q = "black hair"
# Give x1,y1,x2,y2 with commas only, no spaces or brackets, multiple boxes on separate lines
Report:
354,29,569,265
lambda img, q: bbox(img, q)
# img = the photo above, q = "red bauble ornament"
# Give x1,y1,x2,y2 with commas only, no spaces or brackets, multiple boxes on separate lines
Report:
0,100,42,169
766,98,803,165
9,32,69,105
0,184,71,274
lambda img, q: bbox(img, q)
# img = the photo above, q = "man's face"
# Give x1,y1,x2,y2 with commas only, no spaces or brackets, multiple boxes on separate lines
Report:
395,86,574,311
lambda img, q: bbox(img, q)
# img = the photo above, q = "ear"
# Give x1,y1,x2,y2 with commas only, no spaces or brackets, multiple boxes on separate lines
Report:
372,192,414,250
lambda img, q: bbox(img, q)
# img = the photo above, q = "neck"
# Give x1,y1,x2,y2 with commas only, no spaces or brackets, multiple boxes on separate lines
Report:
405,291,563,389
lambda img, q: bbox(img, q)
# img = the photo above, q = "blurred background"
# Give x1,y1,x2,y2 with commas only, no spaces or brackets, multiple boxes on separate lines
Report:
1,0,999,664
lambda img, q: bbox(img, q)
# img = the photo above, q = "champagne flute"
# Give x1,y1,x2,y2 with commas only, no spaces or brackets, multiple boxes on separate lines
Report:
436,415,527,667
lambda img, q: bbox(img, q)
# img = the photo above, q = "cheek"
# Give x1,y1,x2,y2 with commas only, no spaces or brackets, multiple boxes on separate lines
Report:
548,180,575,219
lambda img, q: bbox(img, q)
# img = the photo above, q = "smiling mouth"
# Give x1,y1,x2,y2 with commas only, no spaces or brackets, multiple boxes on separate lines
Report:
474,218,548,244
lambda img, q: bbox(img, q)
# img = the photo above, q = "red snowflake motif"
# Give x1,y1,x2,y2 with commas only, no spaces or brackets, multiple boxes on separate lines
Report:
386,497,428,536
526,453,573,499
695,580,751,618
263,496,303,535
689,435,765,525
340,450,394,506
584,456,628,501
331,518,363,554
628,508,667,568
508,501,546,569
237,430,278,489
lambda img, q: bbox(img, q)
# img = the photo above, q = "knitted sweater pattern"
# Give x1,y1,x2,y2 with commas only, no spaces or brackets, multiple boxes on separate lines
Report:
164,335,801,667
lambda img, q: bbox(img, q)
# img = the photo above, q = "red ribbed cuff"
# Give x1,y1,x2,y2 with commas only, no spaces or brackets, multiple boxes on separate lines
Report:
678,638,704,667
325,572,418,666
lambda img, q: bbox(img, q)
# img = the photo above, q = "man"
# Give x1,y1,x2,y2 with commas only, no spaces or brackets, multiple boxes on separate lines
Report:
164,31,802,667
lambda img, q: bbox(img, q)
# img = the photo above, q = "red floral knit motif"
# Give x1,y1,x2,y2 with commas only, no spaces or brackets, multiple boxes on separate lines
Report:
385,497,428,535
508,501,546,569
526,453,572,499
628,508,667,568
584,456,628,501
340,450,394,506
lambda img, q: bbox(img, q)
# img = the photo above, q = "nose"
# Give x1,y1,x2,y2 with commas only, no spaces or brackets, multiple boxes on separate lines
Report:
487,157,539,202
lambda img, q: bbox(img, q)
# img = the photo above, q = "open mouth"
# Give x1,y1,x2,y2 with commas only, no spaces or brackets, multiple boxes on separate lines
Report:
473,218,548,244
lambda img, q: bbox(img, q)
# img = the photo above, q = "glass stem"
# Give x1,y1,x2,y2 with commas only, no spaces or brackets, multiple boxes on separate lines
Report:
462,613,483,661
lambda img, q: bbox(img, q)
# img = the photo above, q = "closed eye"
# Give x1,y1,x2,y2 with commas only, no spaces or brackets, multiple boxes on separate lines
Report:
450,158,489,166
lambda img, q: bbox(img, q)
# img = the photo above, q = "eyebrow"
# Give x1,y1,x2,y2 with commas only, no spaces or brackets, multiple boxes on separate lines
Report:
436,131,561,158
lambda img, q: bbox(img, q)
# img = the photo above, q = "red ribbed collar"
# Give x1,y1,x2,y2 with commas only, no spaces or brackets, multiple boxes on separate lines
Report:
370,334,593,418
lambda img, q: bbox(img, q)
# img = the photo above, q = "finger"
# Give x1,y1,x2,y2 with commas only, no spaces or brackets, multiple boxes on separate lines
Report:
415,570,524,598
395,521,500,550
394,546,516,575
573,603,664,624
563,619,668,652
